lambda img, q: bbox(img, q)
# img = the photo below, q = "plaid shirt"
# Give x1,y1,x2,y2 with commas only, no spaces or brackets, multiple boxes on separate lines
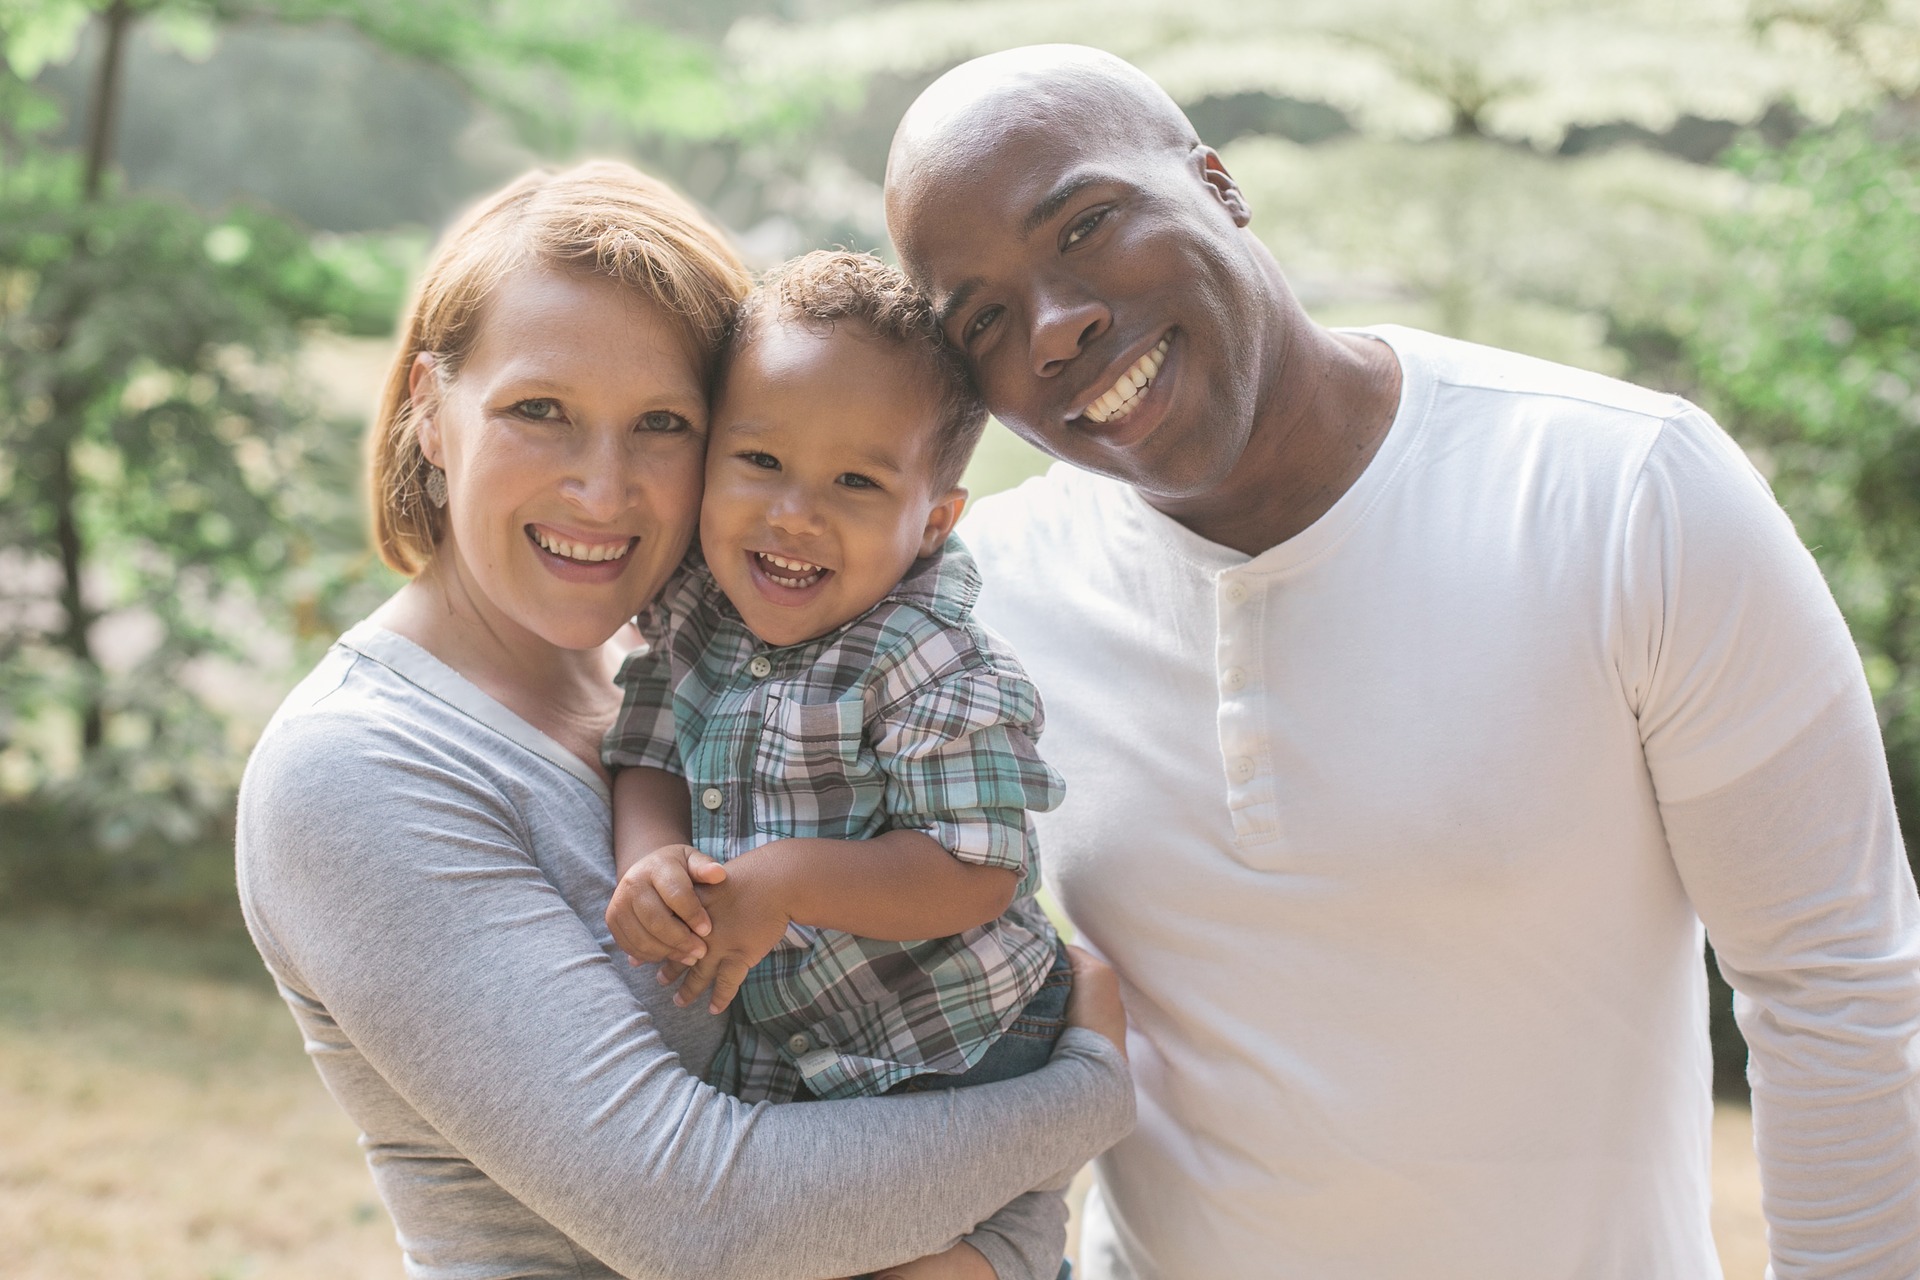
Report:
603,537,1065,1102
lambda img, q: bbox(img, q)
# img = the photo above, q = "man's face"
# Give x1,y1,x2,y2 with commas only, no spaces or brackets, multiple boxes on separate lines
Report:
891,119,1269,501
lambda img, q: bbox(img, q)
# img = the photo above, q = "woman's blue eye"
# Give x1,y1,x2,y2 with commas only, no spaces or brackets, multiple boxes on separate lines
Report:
1064,208,1107,247
514,398,562,420
640,410,690,433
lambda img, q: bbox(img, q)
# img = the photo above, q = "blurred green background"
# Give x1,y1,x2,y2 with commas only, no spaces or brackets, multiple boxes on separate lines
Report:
2,0,1917,1156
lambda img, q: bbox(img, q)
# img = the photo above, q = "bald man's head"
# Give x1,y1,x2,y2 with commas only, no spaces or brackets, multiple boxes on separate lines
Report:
887,46,1197,239
881,45,1293,505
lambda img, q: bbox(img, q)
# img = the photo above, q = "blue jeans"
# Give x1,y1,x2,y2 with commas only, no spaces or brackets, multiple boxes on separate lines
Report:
885,942,1074,1094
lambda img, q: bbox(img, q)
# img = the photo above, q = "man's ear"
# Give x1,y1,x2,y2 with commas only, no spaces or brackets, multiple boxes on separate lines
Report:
919,487,968,556
408,352,445,466
1197,146,1252,228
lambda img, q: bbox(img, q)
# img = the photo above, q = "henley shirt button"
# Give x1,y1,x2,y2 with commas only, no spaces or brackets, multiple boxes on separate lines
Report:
1223,581,1249,606
786,1033,811,1055
1229,756,1256,784
1222,666,1247,693
699,787,724,811
748,655,772,679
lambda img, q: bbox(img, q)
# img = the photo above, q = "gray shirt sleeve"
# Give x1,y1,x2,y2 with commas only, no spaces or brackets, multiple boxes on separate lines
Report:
237,678,1131,1280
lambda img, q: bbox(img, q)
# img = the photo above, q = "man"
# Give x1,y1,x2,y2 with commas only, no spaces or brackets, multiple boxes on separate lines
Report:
885,44,1920,1279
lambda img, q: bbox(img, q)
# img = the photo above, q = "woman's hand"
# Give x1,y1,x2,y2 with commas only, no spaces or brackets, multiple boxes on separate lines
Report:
866,1240,996,1280
1063,944,1128,1062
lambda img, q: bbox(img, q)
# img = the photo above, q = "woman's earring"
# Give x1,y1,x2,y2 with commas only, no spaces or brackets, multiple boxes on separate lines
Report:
425,466,449,509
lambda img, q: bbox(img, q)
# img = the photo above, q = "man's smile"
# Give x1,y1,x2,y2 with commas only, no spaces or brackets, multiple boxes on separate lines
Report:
1077,335,1171,425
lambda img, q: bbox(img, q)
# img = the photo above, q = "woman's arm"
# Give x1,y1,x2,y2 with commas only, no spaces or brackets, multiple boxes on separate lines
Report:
240,711,1131,1280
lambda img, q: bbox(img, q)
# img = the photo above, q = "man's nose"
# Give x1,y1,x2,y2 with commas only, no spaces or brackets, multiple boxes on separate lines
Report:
1030,281,1110,379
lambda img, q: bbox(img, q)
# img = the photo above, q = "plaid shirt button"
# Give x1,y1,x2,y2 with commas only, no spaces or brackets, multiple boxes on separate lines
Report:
786,1033,811,1054
748,655,772,678
699,786,723,810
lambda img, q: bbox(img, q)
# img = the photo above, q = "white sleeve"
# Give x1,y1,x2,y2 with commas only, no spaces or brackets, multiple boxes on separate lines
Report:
1621,410,1920,1277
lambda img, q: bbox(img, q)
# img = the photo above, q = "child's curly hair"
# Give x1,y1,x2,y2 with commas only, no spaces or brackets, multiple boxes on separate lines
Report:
724,250,988,491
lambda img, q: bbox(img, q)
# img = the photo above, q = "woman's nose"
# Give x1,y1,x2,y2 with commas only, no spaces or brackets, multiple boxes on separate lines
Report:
562,434,632,519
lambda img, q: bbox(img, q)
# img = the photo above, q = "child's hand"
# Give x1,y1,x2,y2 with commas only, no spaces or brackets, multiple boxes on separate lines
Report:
657,858,794,1015
606,844,729,967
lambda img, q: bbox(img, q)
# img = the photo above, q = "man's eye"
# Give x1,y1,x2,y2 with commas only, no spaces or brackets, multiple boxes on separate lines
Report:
1064,208,1108,247
513,398,562,420
965,305,1003,343
838,472,880,491
639,410,691,433
739,451,780,470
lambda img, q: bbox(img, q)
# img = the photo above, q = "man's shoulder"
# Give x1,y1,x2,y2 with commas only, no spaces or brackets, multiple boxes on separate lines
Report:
1368,324,1691,426
961,462,1129,569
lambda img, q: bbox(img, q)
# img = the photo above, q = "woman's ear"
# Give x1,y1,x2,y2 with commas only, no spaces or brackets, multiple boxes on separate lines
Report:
408,352,445,466
918,487,968,557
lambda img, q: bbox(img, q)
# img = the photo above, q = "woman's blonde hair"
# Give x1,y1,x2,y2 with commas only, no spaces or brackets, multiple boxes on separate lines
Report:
369,161,751,575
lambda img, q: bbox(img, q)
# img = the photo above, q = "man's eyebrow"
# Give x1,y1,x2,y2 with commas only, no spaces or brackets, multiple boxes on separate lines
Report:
937,280,981,330
1021,173,1109,237
934,174,1116,330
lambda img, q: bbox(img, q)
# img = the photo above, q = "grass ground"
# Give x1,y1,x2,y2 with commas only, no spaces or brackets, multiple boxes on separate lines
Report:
3,914,1768,1278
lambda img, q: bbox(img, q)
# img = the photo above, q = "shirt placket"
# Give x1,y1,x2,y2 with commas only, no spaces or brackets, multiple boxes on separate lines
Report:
1216,569,1281,847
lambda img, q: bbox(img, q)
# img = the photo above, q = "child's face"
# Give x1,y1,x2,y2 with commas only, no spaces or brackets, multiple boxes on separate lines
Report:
700,318,966,648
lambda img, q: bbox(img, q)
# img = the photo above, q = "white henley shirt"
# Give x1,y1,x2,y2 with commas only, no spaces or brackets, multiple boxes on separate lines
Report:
961,325,1920,1279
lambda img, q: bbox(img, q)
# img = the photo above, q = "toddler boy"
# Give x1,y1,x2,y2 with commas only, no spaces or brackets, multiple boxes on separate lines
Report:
602,251,1070,1108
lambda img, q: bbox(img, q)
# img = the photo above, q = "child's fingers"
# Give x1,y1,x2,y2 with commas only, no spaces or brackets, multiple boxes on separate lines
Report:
687,851,729,885
707,959,750,1015
655,959,689,987
619,883,706,964
647,859,712,937
673,952,721,1008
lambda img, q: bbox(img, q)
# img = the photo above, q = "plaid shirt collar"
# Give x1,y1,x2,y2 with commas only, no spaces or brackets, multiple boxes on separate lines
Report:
688,535,982,647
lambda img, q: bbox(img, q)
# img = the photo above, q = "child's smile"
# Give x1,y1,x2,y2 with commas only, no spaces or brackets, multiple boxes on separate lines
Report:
701,317,966,649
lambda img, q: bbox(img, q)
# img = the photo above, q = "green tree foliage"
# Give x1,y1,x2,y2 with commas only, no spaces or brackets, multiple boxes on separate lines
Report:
0,0,791,892
1681,119,1920,878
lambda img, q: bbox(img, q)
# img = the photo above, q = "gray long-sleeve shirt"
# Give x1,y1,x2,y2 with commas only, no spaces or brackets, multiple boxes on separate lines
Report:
235,623,1132,1279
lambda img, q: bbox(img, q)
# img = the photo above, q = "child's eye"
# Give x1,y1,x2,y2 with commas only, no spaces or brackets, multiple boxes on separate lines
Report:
513,398,563,421
1063,207,1108,248
639,410,691,433
838,472,881,491
738,451,780,470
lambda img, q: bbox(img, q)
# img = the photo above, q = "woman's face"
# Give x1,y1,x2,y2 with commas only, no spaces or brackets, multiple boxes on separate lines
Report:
412,267,709,651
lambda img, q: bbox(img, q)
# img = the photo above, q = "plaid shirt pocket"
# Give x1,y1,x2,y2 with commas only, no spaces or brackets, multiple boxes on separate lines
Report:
751,693,883,840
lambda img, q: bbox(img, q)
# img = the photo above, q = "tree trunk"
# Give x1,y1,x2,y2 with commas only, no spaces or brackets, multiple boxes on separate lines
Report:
83,1,135,200
55,0,138,754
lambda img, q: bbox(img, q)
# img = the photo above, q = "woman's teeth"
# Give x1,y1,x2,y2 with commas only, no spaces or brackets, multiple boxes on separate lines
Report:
756,552,827,588
531,528,632,563
1081,337,1170,424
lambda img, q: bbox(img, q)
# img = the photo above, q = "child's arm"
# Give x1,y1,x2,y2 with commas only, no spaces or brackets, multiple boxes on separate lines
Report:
653,829,1019,1014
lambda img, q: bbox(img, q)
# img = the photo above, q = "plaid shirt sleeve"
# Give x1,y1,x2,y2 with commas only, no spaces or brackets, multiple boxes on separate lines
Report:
601,569,704,773
869,656,1067,883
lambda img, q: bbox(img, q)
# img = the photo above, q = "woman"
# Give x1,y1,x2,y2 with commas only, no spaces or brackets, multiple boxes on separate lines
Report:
235,162,1132,1280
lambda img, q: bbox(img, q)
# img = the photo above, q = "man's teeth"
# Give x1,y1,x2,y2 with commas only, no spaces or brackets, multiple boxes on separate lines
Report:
532,528,631,563
1082,337,1171,425
756,552,826,587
